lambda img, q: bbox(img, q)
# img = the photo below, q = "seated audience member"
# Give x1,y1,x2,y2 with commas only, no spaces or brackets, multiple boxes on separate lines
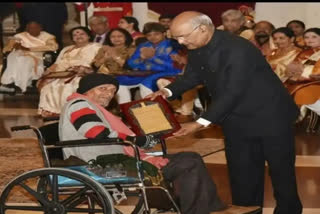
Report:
59,73,260,214
16,3,67,50
75,2,133,29
252,21,276,57
158,14,176,38
116,22,182,104
37,26,101,118
286,28,320,117
0,21,58,93
266,27,301,82
287,20,306,49
220,9,247,34
89,15,110,45
238,5,256,29
220,9,254,41
118,16,144,41
93,28,136,75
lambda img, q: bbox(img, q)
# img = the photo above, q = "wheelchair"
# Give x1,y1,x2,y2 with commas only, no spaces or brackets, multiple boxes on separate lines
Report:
0,122,180,214
0,50,59,95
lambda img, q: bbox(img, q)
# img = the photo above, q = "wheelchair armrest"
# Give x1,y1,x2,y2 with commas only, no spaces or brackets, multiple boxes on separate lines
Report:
54,138,123,147
43,51,58,68
51,138,144,162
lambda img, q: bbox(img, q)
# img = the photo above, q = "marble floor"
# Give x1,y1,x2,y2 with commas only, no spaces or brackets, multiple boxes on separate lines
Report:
0,93,319,214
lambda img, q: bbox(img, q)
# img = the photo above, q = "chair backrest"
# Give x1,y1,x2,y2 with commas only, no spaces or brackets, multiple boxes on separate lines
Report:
38,122,64,163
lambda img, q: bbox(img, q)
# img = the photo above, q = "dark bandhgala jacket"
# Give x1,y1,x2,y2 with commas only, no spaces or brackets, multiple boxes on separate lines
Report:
166,30,299,137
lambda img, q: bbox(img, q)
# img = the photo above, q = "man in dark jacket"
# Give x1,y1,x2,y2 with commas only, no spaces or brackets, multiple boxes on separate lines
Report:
148,11,302,214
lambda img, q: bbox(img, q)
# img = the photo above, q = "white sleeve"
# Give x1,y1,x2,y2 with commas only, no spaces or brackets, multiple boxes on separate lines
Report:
163,87,173,97
196,117,211,127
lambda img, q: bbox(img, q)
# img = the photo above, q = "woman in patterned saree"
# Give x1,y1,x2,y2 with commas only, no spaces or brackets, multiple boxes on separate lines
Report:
286,28,320,117
266,27,302,83
37,26,101,117
93,28,136,75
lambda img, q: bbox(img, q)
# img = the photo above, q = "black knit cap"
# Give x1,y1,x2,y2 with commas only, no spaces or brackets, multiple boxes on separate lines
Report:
77,73,119,94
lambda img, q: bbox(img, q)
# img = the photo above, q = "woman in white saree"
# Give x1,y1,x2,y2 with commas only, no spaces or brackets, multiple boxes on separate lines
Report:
37,26,101,117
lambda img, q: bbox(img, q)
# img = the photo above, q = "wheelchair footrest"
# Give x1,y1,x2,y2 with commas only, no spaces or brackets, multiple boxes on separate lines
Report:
56,166,140,186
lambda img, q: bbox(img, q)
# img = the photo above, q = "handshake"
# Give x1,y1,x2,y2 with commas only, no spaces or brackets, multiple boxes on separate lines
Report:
125,134,162,149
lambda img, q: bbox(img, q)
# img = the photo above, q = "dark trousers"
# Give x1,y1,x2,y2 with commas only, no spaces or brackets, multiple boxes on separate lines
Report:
224,128,303,214
162,152,226,214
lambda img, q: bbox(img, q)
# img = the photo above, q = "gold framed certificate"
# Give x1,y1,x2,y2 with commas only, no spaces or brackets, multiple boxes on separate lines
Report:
120,96,181,138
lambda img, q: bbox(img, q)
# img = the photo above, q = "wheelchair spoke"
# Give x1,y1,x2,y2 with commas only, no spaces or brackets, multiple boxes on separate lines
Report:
19,182,49,205
61,186,90,206
51,174,59,202
65,207,104,213
4,204,44,211
1,169,115,214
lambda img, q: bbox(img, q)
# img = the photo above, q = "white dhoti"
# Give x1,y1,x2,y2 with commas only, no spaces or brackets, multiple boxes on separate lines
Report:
38,77,81,114
1,50,44,92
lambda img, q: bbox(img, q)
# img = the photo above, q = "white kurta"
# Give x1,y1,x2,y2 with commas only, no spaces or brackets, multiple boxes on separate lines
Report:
38,43,102,114
1,31,58,92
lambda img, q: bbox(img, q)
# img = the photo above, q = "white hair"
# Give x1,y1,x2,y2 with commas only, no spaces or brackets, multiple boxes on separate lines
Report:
221,9,245,23
88,15,108,25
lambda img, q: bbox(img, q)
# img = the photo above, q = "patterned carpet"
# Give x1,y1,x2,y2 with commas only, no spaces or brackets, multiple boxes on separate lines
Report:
0,138,43,203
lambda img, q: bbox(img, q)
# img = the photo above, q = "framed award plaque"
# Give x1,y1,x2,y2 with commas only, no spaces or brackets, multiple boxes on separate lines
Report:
120,96,181,139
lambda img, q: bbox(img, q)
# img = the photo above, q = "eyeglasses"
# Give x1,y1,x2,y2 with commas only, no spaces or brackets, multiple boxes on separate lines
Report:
172,25,200,41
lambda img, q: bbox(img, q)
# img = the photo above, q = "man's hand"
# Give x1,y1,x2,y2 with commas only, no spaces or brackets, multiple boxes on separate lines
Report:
145,89,170,100
173,122,203,137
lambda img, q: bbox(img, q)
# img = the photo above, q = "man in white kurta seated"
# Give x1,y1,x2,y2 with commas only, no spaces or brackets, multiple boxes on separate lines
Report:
0,21,58,93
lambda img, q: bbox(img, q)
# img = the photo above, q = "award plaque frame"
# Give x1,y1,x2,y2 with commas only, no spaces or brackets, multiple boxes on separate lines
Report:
119,96,181,139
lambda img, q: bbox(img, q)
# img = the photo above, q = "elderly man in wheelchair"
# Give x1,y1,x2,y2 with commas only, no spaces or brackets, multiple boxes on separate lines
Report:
1,73,261,214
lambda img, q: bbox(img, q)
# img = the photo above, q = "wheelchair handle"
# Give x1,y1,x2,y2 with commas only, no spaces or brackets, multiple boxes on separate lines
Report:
11,125,31,131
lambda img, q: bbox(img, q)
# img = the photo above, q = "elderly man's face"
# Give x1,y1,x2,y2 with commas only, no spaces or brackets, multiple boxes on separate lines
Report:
85,84,117,107
254,22,273,36
222,16,243,34
170,23,206,50
90,19,109,36
27,22,42,37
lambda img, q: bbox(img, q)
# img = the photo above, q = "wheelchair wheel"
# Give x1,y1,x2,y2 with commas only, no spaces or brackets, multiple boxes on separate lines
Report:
0,168,115,214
